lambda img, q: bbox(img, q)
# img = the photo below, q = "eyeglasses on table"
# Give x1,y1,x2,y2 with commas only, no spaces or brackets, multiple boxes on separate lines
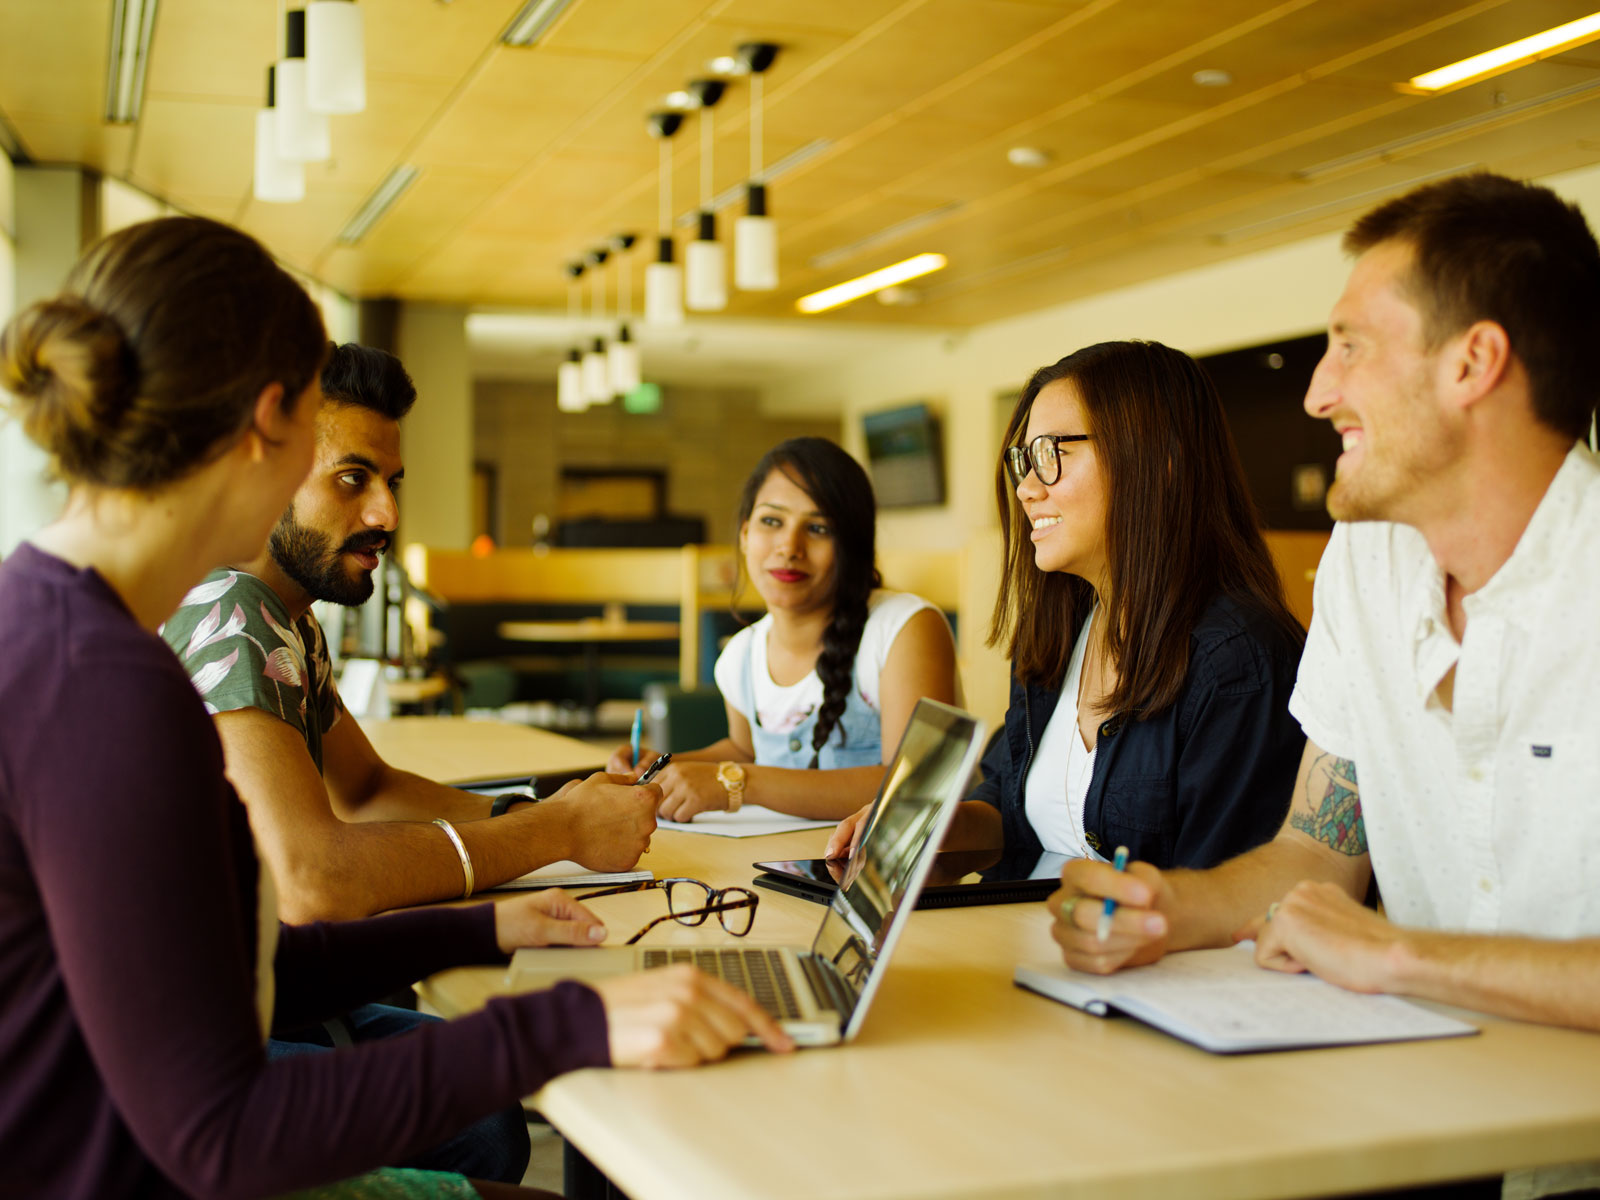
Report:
576,876,759,945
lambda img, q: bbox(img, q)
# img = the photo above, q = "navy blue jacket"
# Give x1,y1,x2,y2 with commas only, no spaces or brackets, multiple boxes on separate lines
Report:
970,594,1304,870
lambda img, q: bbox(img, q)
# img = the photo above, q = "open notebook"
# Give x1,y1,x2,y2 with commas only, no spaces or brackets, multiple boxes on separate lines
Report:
1015,943,1478,1054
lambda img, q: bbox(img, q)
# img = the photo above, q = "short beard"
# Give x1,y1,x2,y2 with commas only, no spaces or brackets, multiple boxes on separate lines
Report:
268,506,385,607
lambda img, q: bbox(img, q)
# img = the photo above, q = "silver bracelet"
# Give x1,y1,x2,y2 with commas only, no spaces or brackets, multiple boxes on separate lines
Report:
432,818,475,899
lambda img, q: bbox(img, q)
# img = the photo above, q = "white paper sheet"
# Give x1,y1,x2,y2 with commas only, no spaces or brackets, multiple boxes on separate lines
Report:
655,805,836,839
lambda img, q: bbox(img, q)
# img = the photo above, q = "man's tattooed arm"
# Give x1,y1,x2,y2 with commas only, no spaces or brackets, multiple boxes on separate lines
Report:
1288,753,1367,855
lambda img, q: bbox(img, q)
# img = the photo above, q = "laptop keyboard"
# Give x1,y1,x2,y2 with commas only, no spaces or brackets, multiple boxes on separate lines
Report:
641,947,803,1021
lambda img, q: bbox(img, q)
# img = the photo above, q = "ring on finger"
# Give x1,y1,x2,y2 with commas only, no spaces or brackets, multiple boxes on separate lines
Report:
1265,901,1280,922
1059,895,1083,924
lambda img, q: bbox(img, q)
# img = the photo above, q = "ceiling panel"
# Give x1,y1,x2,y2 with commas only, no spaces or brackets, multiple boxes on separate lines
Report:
3,0,1599,329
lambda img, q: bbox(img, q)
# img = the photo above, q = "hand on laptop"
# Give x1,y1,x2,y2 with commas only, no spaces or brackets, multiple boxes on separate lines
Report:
1050,857,1172,974
824,804,872,861
592,965,795,1066
493,888,609,953
540,772,660,871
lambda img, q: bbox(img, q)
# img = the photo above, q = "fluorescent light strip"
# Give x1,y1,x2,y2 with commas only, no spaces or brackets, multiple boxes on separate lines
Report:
1216,165,1478,244
808,203,965,271
918,243,1075,302
1408,12,1600,93
796,253,947,314
501,0,577,47
337,165,422,244
1297,75,1600,180
105,0,160,124
672,139,832,227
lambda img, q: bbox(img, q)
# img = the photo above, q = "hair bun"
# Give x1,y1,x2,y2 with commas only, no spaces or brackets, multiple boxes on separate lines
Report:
1,296,138,472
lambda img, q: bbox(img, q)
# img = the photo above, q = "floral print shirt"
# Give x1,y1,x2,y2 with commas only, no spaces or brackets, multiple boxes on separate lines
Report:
160,569,342,772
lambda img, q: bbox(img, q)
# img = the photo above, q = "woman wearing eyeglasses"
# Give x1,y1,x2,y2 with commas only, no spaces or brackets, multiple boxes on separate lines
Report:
830,339,1304,878
611,437,959,822
0,216,789,1200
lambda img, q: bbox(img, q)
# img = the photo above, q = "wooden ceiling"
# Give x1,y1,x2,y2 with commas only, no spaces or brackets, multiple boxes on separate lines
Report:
4,0,1600,327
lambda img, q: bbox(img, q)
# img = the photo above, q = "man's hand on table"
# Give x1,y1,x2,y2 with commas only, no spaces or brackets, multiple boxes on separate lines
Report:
593,965,794,1066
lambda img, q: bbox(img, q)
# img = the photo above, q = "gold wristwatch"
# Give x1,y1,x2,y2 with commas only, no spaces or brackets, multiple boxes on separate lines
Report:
715,761,746,813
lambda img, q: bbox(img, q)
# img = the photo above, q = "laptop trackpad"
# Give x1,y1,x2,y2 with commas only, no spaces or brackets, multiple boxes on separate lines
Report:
509,946,635,990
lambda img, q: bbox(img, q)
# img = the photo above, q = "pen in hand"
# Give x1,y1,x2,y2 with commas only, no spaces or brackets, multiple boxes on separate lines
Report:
635,751,672,786
630,708,643,769
1098,845,1129,943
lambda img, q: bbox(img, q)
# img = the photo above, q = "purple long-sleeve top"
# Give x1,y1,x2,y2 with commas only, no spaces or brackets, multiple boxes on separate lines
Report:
0,544,611,1199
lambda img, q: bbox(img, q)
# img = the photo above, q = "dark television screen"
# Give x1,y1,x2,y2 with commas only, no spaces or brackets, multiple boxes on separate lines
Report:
863,403,945,508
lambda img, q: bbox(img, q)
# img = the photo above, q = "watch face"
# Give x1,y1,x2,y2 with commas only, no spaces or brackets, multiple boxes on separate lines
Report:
718,762,745,786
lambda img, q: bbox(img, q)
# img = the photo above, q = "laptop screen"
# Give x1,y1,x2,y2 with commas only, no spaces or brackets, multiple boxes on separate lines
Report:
809,699,983,1019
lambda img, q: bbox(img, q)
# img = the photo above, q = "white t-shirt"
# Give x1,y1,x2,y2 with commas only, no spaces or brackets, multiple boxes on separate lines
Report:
1024,607,1105,861
1289,444,1600,939
714,589,939,736
1289,445,1600,1200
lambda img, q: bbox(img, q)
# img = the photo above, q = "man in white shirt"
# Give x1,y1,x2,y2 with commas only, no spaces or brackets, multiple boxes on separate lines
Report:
1053,171,1600,1046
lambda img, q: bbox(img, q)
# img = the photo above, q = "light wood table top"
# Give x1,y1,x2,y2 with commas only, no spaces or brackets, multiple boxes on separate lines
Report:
498,618,681,643
418,828,1600,1200
356,715,604,785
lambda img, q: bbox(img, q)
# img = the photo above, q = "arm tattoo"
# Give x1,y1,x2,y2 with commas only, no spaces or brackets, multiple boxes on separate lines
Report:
1289,754,1367,856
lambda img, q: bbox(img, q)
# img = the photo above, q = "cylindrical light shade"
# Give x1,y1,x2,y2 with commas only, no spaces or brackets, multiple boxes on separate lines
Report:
608,326,641,396
644,238,683,325
685,212,726,312
306,0,366,115
557,352,586,412
582,339,611,404
734,195,777,292
255,108,306,203
275,61,331,161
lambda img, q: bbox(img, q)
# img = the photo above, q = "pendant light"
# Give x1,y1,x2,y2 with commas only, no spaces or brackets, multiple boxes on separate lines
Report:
684,78,727,312
582,249,612,405
644,111,685,326
734,43,779,291
276,9,332,162
306,0,366,115
608,233,642,399
557,263,587,412
254,66,306,203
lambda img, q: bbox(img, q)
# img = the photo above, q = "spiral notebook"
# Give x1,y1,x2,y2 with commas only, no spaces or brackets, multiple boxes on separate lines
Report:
1015,944,1478,1054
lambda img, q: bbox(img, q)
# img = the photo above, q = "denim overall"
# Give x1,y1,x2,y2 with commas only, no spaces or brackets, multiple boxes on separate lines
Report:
744,642,883,769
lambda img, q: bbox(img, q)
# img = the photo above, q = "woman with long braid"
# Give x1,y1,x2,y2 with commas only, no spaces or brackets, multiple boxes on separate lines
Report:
610,438,958,821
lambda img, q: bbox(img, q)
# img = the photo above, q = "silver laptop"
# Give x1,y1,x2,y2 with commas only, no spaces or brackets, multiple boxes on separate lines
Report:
509,698,986,1047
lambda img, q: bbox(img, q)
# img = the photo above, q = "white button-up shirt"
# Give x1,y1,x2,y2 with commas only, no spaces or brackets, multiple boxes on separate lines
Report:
1289,443,1600,939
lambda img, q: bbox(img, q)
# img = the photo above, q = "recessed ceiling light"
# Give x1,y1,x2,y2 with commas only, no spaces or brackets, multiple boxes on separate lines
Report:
1006,146,1051,168
1405,12,1600,94
1192,68,1233,88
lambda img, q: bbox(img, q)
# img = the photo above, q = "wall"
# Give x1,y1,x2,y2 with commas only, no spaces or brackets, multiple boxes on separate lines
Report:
767,161,1600,731
475,378,839,547
398,304,474,550
0,166,84,557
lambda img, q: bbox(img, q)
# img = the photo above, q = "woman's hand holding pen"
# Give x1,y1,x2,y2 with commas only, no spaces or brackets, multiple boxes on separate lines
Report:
1050,857,1173,974
606,743,664,777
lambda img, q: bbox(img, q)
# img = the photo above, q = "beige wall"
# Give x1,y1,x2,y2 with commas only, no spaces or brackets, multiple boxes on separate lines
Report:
398,304,475,551
474,378,838,548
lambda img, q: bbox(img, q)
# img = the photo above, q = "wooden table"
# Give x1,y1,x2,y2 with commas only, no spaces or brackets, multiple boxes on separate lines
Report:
417,828,1600,1200
356,715,605,786
498,617,682,717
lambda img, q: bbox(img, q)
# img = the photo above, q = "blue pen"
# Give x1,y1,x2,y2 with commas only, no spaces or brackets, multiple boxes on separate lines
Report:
1098,845,1129,943
630,708,643,769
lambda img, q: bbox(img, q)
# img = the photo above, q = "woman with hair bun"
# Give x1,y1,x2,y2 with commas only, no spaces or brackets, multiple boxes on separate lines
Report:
610,436,960,822
0,216,787,1200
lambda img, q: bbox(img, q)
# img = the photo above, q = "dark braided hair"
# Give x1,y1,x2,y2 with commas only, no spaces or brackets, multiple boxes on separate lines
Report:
736,438,882,768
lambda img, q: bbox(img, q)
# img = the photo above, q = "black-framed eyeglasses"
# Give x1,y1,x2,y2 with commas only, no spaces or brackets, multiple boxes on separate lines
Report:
576,877,760,945
1006,433,1091,487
